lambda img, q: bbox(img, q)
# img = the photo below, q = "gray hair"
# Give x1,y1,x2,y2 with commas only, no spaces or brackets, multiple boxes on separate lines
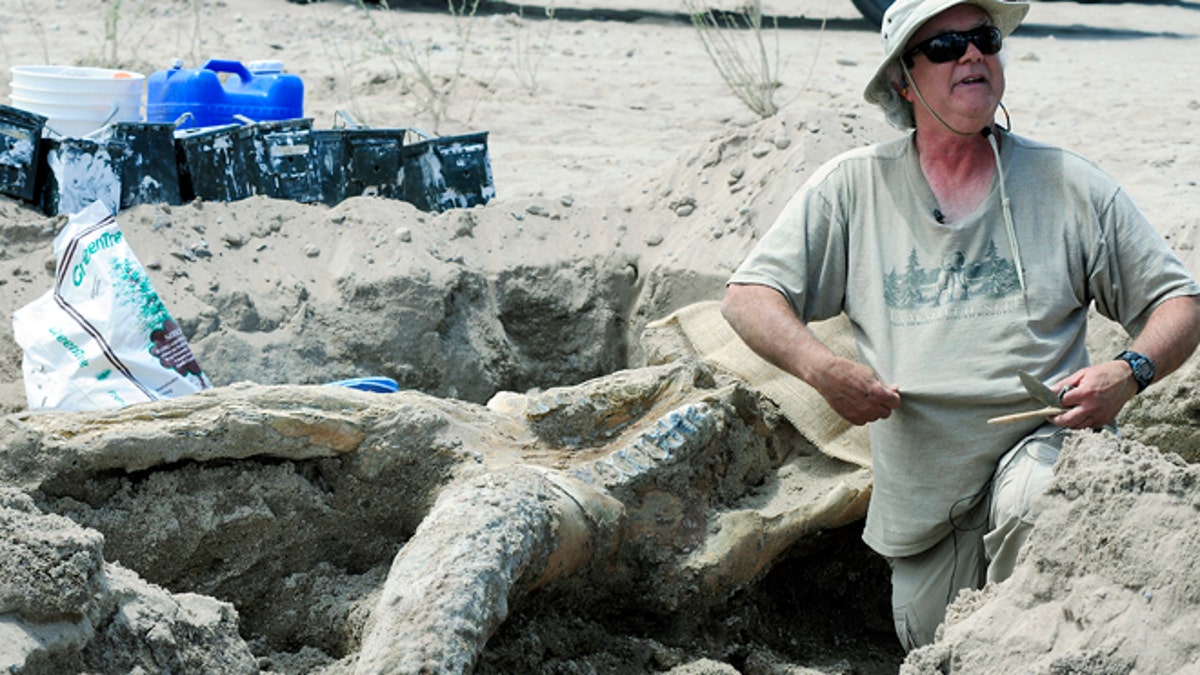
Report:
878,61,916,130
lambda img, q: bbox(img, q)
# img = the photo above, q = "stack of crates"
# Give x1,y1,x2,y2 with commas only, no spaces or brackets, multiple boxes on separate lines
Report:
0,104,494,217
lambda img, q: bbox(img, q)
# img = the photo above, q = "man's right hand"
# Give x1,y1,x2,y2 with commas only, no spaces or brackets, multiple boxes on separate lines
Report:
721,283,901,426
811,355,901,426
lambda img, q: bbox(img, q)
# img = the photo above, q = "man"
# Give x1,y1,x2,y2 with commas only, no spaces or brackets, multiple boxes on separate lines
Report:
721,0,1200,651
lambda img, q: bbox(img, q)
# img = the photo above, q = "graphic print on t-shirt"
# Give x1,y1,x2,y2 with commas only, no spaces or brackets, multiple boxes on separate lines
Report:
883,239,1022,326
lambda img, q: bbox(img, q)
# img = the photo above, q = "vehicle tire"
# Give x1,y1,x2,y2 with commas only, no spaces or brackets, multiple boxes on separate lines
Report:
850,0,893,26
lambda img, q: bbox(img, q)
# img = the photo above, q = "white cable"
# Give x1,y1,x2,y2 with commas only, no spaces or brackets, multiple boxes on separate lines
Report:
984,128,1025,292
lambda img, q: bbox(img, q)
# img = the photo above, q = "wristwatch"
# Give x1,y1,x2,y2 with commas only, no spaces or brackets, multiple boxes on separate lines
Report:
1116,350,1155,393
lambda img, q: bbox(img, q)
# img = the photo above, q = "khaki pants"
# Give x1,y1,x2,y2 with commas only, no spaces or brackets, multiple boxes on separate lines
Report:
888,426,1071,651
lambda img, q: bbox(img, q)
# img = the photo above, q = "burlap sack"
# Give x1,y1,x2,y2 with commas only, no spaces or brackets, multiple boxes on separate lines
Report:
645,301,871,469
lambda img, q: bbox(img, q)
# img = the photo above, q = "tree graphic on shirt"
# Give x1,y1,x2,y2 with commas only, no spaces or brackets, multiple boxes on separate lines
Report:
979,239,1022,298
884,240,1021,311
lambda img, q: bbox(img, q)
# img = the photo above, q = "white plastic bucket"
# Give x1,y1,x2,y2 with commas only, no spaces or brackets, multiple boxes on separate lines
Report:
9,65,145,138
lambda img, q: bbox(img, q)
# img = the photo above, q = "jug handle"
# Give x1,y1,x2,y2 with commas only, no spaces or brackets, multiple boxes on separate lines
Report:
200,59,254,83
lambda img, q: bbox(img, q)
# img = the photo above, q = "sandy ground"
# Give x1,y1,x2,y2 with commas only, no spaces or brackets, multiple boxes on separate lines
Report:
1,0,1200,672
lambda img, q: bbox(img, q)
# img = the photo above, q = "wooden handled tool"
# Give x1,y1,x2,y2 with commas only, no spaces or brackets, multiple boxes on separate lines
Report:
988,370,1072,425
987,406,1065,425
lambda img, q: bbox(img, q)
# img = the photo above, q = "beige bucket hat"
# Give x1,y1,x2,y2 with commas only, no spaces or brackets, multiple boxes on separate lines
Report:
863,0,1029,107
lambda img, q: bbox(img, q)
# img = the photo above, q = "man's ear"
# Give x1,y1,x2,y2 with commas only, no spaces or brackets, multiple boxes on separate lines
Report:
896,78,909,99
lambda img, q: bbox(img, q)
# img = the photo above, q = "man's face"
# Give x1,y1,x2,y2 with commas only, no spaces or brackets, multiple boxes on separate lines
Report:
903,4,1006,129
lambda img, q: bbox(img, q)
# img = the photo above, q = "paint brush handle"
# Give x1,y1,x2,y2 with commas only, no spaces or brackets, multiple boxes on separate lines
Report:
987,406,1065,425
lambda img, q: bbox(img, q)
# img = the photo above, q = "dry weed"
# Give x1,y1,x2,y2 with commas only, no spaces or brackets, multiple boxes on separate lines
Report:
510,2,558,95
357,0,483,133
685,0,781,118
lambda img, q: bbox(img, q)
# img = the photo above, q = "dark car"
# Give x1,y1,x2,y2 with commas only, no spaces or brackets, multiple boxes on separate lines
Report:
851,0,1126,25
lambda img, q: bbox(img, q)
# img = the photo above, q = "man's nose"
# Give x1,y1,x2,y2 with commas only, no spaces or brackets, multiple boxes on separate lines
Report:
961,41,985,61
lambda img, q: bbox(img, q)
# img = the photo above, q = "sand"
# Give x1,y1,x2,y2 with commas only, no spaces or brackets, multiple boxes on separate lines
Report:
1,0,1200,672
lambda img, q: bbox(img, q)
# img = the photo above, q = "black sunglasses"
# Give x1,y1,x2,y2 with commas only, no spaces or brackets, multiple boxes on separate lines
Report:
902,25,1003,68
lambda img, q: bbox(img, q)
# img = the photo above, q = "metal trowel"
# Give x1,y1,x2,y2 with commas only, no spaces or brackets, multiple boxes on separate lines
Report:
987,370,1070,425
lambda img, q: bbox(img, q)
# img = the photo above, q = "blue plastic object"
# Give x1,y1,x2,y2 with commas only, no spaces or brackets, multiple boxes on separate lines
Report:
146,59,303,129
326,377,400,394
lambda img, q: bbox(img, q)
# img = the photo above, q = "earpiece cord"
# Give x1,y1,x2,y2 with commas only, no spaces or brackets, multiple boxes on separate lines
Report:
983,126,1026,292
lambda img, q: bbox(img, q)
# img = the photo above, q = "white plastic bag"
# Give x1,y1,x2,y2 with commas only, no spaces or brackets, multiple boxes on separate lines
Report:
12,201,211,411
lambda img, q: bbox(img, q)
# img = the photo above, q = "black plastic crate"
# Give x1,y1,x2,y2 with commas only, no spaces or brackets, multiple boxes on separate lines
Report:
174,123,256,202
311,126,406,205
247,118,318,203
93,122,183,209
0,105,46,203
401,130,494,213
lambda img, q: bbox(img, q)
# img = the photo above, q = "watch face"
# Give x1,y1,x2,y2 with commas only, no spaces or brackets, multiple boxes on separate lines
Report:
1134,359,1153,379
1120,351,1154,390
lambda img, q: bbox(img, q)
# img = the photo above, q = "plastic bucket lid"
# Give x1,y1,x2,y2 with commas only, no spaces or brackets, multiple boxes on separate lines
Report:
10,65,145,95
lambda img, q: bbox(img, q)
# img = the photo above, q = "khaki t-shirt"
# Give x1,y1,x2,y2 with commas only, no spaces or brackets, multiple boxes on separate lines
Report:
729,130,1200,557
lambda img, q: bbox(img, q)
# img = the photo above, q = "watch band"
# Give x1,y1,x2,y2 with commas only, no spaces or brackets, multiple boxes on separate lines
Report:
1116,350,1155,393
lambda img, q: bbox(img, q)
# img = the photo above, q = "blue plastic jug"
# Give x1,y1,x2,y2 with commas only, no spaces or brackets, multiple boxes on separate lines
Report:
146,59,303,129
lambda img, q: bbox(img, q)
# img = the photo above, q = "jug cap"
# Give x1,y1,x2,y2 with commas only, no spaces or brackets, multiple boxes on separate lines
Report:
247,60,285,74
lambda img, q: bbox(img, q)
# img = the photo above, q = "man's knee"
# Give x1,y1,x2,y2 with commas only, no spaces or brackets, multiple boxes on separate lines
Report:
888,529,985,651
990,431,1064,526
986,431,1065,582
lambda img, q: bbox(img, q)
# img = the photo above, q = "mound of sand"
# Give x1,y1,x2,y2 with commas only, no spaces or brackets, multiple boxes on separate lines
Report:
905,431,1200,673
